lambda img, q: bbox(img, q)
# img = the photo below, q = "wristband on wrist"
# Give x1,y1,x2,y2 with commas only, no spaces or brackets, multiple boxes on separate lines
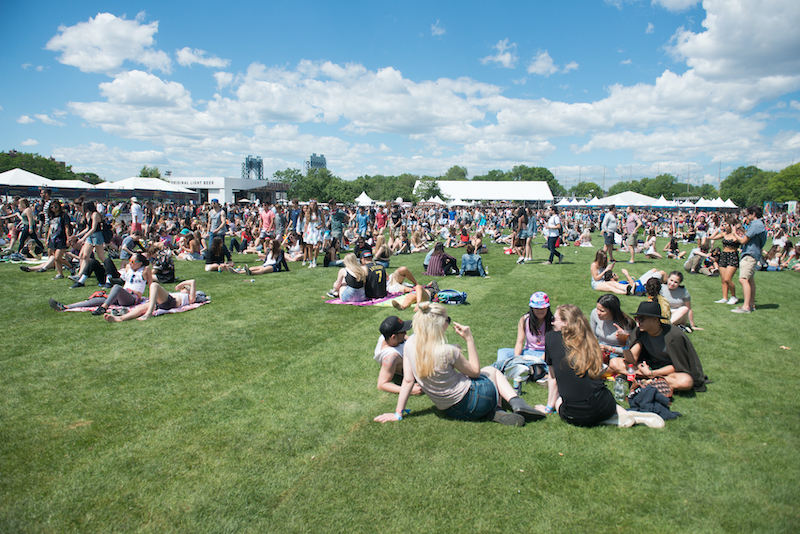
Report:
394,412,403,421
544,405,555,414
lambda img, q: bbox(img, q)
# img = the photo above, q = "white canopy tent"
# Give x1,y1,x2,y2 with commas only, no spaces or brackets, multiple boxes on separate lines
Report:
414,180,553,202
95,177,195,194
428,195,445,204
724,198,738,209
53,180,95,189
595,191,657,207
0,168,57,187
556,198,573,206
356,191,374,206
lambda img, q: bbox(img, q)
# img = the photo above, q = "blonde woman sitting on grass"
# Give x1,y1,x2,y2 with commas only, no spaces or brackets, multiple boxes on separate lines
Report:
104,279,200,322
375,302,546,426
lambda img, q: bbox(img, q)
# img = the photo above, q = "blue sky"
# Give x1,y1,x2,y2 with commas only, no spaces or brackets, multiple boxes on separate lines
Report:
1,0,799,190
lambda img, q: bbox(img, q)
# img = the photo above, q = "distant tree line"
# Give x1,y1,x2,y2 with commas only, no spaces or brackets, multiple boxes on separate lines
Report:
0,151,102,184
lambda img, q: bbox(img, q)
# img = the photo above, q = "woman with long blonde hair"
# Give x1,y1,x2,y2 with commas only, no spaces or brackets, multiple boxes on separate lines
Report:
535,304,663,427
375,302,545,426
329,252,366,302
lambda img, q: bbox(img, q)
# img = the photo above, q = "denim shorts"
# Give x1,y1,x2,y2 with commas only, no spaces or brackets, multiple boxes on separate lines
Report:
444,374,498,421
87,231,104,246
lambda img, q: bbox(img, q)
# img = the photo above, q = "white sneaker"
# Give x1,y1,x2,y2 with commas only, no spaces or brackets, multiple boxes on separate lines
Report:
727,296,738,305
715,298,728,304
631,412,665,428
302,260,307,266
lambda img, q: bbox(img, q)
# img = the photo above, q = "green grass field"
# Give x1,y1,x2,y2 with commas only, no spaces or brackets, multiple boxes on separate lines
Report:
2,236,799,533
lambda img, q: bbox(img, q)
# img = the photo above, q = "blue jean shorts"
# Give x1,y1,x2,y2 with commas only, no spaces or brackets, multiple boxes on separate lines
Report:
87,231,104,246
445,374,498,421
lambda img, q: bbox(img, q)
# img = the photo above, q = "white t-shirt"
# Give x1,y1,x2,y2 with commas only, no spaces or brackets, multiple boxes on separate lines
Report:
546,215,561,238
402,335,470,410
131,202,143,224
373,335,404,364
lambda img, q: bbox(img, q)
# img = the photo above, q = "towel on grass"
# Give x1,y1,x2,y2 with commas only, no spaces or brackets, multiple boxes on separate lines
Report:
325,293,402,306
64,299,209,318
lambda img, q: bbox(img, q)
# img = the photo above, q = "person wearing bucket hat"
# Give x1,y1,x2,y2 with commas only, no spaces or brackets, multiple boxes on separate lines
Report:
494,291,553,373
608,301,710,392
533,303,664,428
374,316,422,396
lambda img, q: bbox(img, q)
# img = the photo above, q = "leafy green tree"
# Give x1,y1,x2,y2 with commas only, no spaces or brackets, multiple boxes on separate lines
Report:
416,177,447,201
608,180,639,196
473,169,508,181
0,151,101,182
508,165,565,196
568,181,602,198
139,166,162,179
769,163,800,201
442,165,468,181
720,166,760,207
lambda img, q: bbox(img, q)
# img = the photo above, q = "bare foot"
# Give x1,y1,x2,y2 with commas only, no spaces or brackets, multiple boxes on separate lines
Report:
104,313,122,323
391,300,404,310
141,313,154,320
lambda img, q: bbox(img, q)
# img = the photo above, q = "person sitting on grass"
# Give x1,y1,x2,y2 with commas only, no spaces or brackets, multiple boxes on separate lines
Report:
661,271,703,332
374,302,546,426
425,242,457,276
104,280,199,322
374,315,422,396
234,239,288,275
495,291,552,370
50,253,152,316
590,250,635,295
608,301,710,393
459,244,488,277
204,236,234,272
534,304,664,428
329,253,367,302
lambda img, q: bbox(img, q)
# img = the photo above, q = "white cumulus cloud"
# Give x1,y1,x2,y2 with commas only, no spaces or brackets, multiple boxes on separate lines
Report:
527,51,577,76
45,12,171,74
646,22,654,34
668,0,800,82
653,0,701,12
431,20,445,36
176,47,230,69
35,114,65,126
17,115,35,124
20,139,39,146
480,39,518,68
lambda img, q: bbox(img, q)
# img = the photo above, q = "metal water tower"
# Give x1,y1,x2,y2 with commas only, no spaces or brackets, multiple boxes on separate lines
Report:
242,155,264,180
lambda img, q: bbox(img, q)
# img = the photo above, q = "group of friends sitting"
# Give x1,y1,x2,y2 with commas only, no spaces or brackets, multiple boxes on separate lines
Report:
373,289,709,429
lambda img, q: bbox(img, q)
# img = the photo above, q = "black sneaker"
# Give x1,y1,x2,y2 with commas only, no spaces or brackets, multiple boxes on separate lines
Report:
69,282,85,289
49,298,66,311
20,266,31,272
91,306,106,316
492,409,525,427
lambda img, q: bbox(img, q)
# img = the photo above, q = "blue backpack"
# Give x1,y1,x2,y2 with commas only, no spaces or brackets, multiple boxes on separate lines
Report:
433,289,468,305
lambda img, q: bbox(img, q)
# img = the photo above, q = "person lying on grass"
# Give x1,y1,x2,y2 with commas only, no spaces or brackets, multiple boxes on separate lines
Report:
533,303,664,428
374,315,422,396
104,279,198,322
608,301,710,392
233,239,288,275
49,253,152,316
374,302,546,427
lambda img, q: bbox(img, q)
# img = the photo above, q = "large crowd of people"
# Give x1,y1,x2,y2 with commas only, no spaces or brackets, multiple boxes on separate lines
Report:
2,187,797,427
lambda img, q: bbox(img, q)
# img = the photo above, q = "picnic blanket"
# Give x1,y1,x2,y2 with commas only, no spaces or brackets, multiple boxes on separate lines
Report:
64,299,210,318
324,293,402,306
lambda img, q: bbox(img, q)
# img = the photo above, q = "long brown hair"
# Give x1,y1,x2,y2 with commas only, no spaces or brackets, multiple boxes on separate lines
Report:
555,304,603,379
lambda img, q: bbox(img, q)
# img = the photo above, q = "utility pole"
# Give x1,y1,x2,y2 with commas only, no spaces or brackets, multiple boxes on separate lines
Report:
602,165,605,194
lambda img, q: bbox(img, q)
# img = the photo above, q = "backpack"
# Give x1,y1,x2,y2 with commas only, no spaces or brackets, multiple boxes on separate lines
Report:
102,221,113,244
152,250,175,283
432,289,467,305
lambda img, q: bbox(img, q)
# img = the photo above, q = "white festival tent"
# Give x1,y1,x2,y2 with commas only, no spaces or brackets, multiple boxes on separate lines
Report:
0,168,57,187
355,191,374,206
556,198,573,206
652,195,678,208
54,180,95,189
413,180,553,202
724,198,738,208
586,196,603,207
595,191,657,207
95,177,195,194
428,195,445,204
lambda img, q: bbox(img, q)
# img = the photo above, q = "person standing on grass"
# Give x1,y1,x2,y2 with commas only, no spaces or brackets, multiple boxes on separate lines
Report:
130,196,143,234
542,206,563,265
732,205,767,314
625,206,643,264
601,205,618,262
609,301,709,393
374,316,423,396
375,302,546,426
534,304,664,428
207,199,227,248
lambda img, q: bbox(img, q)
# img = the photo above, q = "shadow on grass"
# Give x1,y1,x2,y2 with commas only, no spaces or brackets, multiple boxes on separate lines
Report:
753,303,778,310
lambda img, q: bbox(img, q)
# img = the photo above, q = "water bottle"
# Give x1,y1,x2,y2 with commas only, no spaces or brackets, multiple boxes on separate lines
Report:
613,375,625,402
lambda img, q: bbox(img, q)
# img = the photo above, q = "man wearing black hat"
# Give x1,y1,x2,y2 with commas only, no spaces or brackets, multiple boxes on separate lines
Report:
374,316,422,395
609,301,708,392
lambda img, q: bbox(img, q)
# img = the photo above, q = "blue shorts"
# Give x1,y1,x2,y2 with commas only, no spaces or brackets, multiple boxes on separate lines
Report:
444,374,498,421
87,231,104,246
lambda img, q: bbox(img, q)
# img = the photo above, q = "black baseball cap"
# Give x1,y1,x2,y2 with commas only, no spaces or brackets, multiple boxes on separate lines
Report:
380,316,412,338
